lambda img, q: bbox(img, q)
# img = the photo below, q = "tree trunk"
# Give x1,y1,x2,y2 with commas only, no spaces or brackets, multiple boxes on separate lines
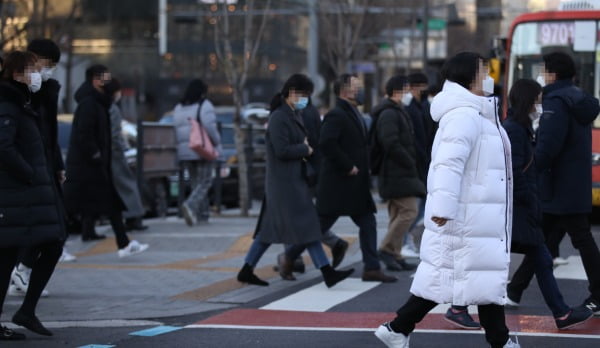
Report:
232,90,250,216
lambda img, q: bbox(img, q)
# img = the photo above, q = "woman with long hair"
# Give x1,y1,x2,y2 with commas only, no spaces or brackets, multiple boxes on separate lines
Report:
236,74,353,288
503,78,592,329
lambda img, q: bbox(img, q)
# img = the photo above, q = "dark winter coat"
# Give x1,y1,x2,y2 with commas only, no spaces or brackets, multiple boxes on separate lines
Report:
374,98,426,200
0,80,65,247
31,79,64,177
256,103,322,245
301,102,322,178
503,114,544,252
63,82,125,216
405,98,429,182
535,79,600,214
316,98,376,216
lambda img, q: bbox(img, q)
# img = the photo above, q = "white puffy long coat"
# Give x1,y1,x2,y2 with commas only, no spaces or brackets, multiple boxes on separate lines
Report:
410,81,513,306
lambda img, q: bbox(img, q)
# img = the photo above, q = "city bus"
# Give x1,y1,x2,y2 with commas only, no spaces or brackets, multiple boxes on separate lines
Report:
505,2,600,209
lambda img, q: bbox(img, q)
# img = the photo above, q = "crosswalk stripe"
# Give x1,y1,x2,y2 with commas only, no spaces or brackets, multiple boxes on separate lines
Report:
184,324,600,339
260,278,379,312
553,256,587,280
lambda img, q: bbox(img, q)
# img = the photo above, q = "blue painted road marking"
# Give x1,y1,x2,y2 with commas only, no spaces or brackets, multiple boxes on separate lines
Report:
78,345,115,348
129,325,182,337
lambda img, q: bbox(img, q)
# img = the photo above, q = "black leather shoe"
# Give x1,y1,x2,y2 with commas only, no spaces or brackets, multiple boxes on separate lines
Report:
82,233,106,242
362,270,397,283
397,258,417,271
0,325,25,340
378,250,403,271
331,239,349,268
12,311,52,336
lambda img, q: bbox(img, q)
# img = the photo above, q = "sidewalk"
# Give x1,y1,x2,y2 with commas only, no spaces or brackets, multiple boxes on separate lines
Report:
1,204,382,323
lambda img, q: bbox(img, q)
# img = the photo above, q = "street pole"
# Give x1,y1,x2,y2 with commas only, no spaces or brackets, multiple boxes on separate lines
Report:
159,0,168,56
308,0,318,95
422,0,429,72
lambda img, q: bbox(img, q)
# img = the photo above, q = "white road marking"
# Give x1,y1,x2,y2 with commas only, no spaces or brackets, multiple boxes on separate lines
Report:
184,324,600,339
260,278,379,312
553,256,587,280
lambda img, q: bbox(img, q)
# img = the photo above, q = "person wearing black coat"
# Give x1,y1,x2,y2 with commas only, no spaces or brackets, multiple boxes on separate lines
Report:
63,65,147,258
0,51,64,341
373,75,424,272
284,74,396,283
9,39,73,304
503,79,592,329
532,52,600,315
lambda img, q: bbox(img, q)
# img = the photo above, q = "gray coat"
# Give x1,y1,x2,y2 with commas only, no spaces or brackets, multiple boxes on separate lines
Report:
173,100,221,162
256,103,322,245
110,103,145,218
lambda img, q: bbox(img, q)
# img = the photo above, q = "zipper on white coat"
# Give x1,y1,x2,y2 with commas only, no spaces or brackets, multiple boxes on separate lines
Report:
493,98,510,253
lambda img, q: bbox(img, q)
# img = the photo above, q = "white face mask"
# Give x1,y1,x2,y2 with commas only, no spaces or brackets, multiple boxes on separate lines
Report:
40,67,56,82
401,92,413,106
536,75,546,87
529,104,543,122
482,75,495,96
28,72,42,93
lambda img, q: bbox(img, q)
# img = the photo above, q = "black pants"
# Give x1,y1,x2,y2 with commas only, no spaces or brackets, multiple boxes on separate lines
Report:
0,248,19,317
510,213,600,301
286,213,380,271
82,212,130,249
391,295,509,348
18,242,62,316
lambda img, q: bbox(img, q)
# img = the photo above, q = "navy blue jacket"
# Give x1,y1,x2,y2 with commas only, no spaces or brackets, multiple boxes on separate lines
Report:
535,79,600,214
503,114,544,251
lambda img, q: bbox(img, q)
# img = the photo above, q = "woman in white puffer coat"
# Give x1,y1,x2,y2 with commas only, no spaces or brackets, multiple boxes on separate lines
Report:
375,52,519,348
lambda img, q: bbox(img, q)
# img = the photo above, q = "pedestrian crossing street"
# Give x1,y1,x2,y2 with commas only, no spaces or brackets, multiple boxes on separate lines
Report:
188,257,600,340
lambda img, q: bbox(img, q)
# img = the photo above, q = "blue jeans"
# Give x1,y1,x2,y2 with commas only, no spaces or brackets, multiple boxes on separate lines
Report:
286,213,380,271
507,243,570,317
245,239,329,269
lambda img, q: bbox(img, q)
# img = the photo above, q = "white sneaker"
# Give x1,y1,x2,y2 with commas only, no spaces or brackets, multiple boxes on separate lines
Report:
505,296,520,308
8,283,49,297
553,257,569,266
59,248,77,263
118,240,149,258
374,322,410,348
11,263,31,291
181,202,197,226
401,245,419,258
503,337,520,348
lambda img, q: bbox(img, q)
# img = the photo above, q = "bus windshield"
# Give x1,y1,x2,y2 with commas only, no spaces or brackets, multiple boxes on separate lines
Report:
508,19,600,126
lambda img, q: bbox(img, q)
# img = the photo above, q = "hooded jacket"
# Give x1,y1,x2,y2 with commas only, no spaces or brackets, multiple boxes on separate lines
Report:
410,81,513,306
63,81,125,215
535,79,600,214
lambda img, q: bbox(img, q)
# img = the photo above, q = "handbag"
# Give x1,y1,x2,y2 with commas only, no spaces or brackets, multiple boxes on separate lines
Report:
301,158,317,187
188,100,218,161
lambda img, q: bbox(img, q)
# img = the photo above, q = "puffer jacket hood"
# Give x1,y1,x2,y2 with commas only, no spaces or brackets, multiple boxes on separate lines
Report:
544,79,599,126
430,81,487,123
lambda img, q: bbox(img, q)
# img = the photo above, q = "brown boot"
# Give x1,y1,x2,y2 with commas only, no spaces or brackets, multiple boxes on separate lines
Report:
362,269,397,283
277,253,296,281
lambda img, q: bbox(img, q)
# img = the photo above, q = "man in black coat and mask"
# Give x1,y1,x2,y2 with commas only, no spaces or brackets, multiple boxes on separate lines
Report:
63,65,148,258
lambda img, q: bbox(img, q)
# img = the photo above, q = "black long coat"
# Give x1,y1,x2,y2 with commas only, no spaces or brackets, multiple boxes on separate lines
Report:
316,98,376,216
63,82,125,216
503,115,544,252
256,103,322,245
0,81,65,247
